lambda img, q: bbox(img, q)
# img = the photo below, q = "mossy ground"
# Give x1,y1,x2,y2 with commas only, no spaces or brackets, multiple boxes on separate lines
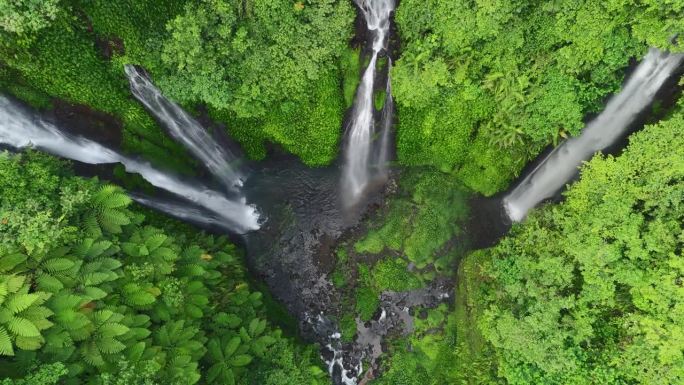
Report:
328,168,478,382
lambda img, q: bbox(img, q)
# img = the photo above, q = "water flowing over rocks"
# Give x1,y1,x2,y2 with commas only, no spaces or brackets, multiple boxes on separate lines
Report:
0,95,260,234
341,0,396,207
504,48,684,222
125,65,245,193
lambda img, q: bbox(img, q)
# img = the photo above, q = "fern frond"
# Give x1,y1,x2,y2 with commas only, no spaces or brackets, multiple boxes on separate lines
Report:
98,337,126,354
82,342,105,366
144,234,167,251
36,273,64,292
14,335,44,350
43,258,75,273
6,275,25,293
6,293,40,314
89,240,114,258
0,326,13,356
83,215,103,238
8,316,40,337
98,209,131,234
93,185,131,209
0,252,27,273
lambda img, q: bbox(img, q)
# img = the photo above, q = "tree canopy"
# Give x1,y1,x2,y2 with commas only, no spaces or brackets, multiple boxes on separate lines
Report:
475,102,684,384
392,0,684,195
0,151,325,384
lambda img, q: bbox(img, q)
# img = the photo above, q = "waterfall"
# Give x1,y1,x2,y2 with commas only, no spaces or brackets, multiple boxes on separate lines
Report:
375,67,394,178
124,65,244,192
341,0,395,206
130,194,234,231
0,95,260,234
504,48,684,222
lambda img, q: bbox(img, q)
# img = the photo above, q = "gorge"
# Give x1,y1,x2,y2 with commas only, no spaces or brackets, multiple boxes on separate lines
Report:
0,1,683,384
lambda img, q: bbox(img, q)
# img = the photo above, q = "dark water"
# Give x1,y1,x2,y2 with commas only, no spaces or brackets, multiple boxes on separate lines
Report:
242,153,379,329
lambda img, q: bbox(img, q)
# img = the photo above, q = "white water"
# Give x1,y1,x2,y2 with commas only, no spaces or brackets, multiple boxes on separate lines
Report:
375,68,394,178
504,48,684,222
125,65,244,192
130,194,233,230
341,0,395,206
0,96,260,233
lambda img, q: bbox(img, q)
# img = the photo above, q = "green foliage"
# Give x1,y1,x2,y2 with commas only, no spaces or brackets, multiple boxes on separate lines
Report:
371,307,460,385
161,0,354,165
371,258,422,292
0,362,67,385
0,275,52,355
1,0,356,167
0,152,322,384
393,0,684,194
355,265,379,322
0,0,59,42
475,105,684,384
0,1,193,171
356,170,469,269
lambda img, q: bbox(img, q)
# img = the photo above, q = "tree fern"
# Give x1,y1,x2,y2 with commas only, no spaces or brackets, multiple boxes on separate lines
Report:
0,326,13,355
0,275,52,355
90,185,133,234
6,293,41,314
92,185,132,209
77,310,129,367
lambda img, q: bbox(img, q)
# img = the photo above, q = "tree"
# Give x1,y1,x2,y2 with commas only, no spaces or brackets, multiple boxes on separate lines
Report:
0,0,60,37
0,151,325,383
475,103,684,384
392,0,684,195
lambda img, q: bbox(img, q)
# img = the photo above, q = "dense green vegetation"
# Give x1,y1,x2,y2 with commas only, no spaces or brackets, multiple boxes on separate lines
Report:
392,0,684,194
2,0,684,384
0,151,324,384
0,0,354,167
160,0,354,164
327,170,471,380
471,102,684,384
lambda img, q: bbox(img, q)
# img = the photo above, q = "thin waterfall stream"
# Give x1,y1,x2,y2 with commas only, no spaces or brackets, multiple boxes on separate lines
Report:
504,48,684,222
0,95,260,233
124,65,245,193
341,0,395,207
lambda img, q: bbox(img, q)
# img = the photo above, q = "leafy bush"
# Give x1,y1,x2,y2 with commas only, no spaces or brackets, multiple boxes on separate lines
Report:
0,151,324,384
160,0,354,165
392,0,684,194
475,104,684,384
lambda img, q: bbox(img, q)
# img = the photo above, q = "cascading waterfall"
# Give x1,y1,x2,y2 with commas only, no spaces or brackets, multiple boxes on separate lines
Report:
374,67,394,178
124,65,244,192
504,48,684,222
0,95,260,233
341,0,395,206
129,194,233,230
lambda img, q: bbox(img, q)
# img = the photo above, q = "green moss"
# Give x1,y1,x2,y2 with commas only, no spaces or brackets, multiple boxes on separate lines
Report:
355,265,380,321
374,89,386,111
336,247,349,264
377,56,388,73
371,258,422,292
355,284,379,322
339,313,357,343
354,231,386,254
331,270,346,288
341,47,361,108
